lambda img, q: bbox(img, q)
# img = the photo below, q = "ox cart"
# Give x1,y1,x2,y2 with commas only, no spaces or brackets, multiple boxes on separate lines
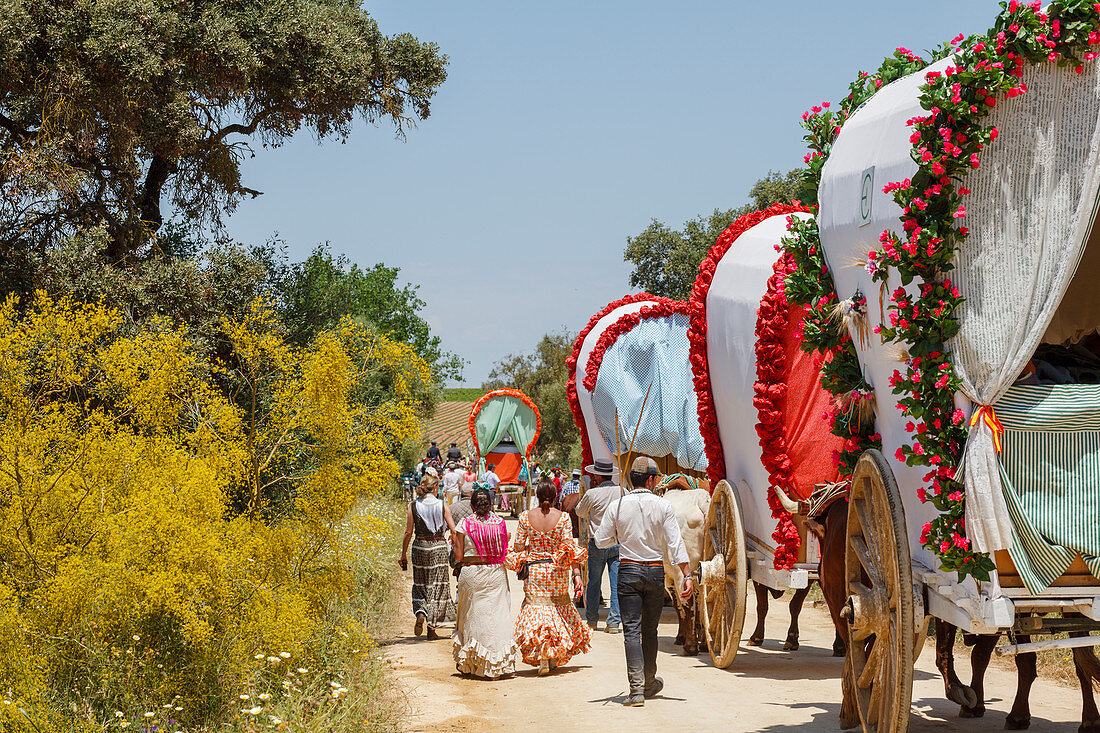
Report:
787,24,1100,732
469,389,541,517
689,205,855,669
566,294,711,637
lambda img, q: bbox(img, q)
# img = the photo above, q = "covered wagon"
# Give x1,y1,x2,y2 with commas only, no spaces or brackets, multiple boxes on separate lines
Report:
469,389,541,516
785,6,1100,730
688,204,854,668
566,293,710,646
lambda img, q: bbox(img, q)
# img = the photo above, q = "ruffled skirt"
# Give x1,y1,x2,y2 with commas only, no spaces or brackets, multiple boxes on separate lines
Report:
453,565,517,679
514,591,591,667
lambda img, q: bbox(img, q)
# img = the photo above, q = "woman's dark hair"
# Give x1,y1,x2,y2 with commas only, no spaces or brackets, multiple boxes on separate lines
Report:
471,487,492,518
536,477,556,512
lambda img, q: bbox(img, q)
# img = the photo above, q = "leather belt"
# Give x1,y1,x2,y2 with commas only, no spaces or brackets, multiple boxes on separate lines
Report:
460,559,496,566
418,534,446,541
620,559,664,567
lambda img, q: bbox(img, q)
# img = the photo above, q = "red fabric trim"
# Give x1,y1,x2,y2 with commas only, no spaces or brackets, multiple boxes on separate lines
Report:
753,252,803,570
687,204,812,492
565,294,662,479
468,388,542,462
581,297,686,394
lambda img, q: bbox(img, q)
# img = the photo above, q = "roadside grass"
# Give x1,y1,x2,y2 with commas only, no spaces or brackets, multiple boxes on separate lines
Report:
220,498,409,733
97,498,409,733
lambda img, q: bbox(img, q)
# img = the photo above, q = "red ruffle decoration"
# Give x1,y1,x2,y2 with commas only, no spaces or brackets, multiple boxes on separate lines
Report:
687,204,812,494
753,252,803,570
581,298,687,393
469,388,542,462
566,294,663,480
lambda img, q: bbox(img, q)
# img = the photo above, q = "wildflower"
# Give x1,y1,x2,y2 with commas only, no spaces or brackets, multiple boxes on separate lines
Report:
297,667,309,674
144,712,155,718
120,724,131,729
267,656,280,664
240,694,250,701
115,712,124,718
259,693,271,701
254,653,265,660
279,651,291,659
247,706,263,715
133,635,141,641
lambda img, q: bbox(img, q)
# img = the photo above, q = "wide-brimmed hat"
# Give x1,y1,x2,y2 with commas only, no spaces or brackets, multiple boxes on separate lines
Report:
584,458,615,476
571,468,582,477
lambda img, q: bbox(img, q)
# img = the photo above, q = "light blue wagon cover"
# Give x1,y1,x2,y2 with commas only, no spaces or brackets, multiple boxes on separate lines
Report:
589,309,707,473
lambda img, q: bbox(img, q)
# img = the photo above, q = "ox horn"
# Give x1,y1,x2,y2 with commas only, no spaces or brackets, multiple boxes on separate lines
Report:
771,485,800,515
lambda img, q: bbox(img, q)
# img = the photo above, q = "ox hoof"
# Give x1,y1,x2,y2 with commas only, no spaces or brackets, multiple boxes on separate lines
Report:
960,704,986,719
783,636,799,651
674,635,685,646
683,644,699,656
947,684,979,711
747,635,763,647
1080,720,1100,733
1005,714,1031,730
832,637,847,657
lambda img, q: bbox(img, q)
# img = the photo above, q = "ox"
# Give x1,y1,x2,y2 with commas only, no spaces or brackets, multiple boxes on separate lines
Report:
658,475,710,656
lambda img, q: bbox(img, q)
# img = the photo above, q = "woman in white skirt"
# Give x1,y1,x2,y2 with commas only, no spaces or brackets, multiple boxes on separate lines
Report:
452,488,518,678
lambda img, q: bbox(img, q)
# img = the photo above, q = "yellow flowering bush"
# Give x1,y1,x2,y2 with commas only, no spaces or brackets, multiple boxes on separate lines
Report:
0,294,426,731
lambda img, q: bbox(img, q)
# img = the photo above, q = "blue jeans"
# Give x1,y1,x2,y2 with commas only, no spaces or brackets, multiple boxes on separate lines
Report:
586,540,620,628
617,563,665,695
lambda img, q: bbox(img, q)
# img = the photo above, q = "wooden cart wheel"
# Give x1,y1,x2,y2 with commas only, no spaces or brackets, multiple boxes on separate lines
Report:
844,449,915,733
700,479,747,669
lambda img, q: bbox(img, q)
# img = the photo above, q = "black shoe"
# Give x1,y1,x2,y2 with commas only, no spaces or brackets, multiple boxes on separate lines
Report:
644,677,664,698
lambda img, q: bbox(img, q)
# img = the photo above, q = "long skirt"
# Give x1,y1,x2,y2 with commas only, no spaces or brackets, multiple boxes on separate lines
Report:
453,565,518,679
514,581,591,667
411,538,455,626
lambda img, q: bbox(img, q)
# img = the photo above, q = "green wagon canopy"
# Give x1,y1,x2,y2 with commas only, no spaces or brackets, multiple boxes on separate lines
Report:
468,389,541,476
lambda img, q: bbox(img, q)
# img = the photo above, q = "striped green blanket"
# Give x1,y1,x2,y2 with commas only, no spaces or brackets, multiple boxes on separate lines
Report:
996,384,1100,593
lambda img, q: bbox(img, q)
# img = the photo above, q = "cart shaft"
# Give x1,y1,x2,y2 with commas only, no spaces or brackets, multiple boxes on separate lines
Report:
995,635,1100,657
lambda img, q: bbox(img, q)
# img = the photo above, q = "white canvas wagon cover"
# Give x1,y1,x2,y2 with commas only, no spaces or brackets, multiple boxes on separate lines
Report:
819,56,1100,566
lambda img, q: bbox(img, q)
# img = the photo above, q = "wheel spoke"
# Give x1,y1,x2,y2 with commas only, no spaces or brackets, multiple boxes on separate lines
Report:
858,639,882,689
849,535,883,587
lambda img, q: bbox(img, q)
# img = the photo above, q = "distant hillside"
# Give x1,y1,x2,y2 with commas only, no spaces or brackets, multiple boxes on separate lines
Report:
441,387,483,401
422,400,475,455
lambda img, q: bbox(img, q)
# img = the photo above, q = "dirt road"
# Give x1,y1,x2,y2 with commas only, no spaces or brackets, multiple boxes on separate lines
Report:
385,520,1085,732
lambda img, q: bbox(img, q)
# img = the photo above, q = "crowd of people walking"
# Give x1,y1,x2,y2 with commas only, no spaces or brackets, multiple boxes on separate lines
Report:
399,446,693,706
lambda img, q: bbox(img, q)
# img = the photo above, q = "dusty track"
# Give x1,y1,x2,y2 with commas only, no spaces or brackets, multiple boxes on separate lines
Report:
385,520,1085,732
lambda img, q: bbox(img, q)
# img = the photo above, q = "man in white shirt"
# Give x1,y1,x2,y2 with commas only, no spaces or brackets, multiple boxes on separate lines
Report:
595,456,692,707
441,462,463,504
575,458,622,632
480,463,500,506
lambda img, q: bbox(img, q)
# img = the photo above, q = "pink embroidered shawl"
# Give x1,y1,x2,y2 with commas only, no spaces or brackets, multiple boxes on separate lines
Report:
461,514,509,565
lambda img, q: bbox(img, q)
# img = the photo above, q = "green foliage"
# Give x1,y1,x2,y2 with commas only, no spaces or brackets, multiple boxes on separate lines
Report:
623,170,802,300
0,0,447,258
270,243,464,383
483,331,579,465
0,295,424,730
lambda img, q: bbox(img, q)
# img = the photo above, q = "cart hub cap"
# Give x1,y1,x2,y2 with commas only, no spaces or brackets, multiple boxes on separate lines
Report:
700,555,726,586
847,587,888,640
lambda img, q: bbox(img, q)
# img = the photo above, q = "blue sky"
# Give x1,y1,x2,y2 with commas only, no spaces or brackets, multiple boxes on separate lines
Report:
227,1,1002,386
